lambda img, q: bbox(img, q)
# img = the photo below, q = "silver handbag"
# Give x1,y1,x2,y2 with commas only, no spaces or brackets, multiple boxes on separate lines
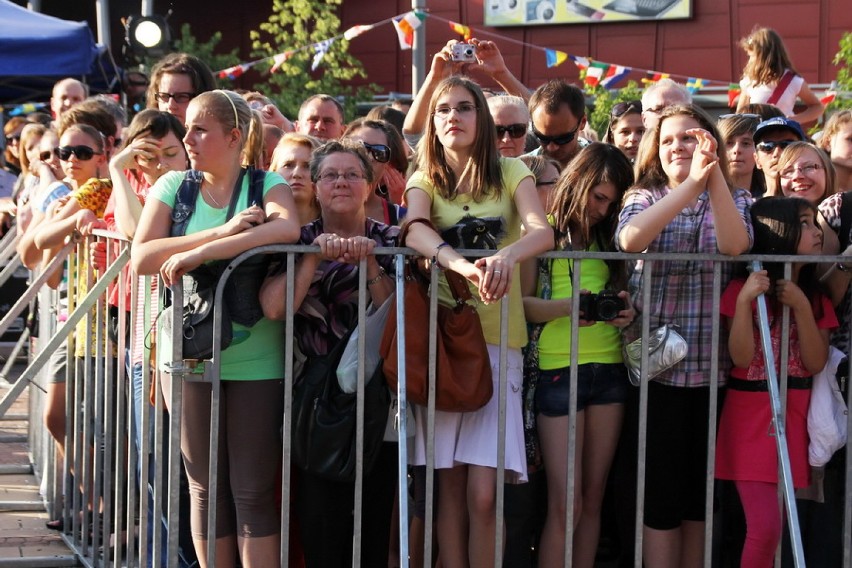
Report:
624,324,688,386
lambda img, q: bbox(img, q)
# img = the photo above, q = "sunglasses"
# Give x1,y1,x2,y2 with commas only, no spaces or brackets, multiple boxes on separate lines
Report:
55,145,102,161
5,134,21,144
611,101,642,118
495,123,527,139
39,148,59,161
155,92,196,104
361,142,391,163
533,124,581,146
756,140,794,153
718,113,760,120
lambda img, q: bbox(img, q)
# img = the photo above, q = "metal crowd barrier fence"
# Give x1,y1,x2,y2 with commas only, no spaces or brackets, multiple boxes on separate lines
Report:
11,233,852,568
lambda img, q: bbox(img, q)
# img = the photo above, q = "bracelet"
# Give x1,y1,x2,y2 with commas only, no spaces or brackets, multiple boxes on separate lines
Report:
367,267,386,286
433,242,450,267
837,262,851,273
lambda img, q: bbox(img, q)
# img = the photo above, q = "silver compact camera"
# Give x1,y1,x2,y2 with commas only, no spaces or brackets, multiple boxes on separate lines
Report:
451,43,477,63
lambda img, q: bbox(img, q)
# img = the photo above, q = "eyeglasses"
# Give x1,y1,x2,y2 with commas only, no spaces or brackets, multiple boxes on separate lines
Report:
718,113,760,120
643,105,665,116
495,123,527,139
39,148,59,161
533,124,581,146
155,92,196,104
780,163,822,179
536,180,558,187
433,103,478,119
361,142,391,163
316,170,366,184
611,101,642,118
756,140,794,153
55,145,102,161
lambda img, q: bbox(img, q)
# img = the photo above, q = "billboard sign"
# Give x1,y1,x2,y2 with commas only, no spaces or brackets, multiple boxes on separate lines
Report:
485,0,691,26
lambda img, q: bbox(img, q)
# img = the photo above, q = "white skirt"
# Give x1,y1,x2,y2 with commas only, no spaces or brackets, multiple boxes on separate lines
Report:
413,344,528,483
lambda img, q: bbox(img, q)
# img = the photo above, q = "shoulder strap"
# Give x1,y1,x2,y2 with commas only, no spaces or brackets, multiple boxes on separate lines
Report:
767,70,795,106
249,166,266,208
225,167,249,220
170,170,203,237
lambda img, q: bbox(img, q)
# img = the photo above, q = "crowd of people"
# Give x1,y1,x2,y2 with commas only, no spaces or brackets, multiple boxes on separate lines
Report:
1,24,851,568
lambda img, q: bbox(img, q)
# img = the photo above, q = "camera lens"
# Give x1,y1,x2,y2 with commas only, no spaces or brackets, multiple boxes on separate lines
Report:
464,48,474,57
595,291,625,321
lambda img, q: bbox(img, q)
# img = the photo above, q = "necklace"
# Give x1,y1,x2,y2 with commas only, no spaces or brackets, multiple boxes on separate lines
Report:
205,186,223,208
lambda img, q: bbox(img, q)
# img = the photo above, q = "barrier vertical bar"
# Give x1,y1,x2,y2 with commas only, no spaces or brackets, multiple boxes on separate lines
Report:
703,261,723,567
280,251,295,567
394,252,410,568
633,259,654,567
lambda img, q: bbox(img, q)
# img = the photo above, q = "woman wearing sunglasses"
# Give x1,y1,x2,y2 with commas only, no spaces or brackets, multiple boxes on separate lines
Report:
343,118,408,225
604,100,645,163
488,95,531,158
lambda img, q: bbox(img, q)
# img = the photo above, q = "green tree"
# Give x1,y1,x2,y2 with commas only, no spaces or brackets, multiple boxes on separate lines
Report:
587,81,644,139
140,24,240,88
250,0,379,119
829,31,852,111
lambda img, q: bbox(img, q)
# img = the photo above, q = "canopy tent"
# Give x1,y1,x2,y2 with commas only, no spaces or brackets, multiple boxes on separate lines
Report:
0,0,120,104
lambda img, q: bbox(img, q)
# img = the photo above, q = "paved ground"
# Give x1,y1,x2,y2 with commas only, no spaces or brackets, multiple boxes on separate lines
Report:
0,360,77,566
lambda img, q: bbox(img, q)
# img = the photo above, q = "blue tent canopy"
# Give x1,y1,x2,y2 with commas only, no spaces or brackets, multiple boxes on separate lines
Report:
0,0,120,103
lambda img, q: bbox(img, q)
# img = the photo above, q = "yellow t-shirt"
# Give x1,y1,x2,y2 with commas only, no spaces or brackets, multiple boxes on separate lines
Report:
405,157,533,349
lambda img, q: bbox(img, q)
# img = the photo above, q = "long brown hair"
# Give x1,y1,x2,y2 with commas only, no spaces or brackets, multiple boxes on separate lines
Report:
740,27,797,85
416,77,501,202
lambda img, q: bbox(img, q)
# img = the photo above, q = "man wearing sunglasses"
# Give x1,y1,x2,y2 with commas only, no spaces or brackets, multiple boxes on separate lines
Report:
487,95,530,158
525,79,588,168
753,116,806,192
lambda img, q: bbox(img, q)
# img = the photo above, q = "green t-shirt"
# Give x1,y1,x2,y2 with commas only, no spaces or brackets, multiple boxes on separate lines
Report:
538,242,624,370
151,169,287,381
405,157,533,349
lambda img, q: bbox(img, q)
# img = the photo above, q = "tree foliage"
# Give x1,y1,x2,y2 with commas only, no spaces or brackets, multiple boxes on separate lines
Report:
829,31,852,111
587,81,644,139
249,0,379,120
140,24,240,88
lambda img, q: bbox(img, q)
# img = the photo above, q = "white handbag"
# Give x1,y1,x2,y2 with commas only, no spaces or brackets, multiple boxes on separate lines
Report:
808,346,848,467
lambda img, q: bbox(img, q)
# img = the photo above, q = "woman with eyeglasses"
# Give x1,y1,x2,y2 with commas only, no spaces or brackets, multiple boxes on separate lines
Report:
133,90,300,568
343,118,408,225
146,53,216,125
403,76,553,567
604,100,645,163
259,140,399,567
773,142,837,205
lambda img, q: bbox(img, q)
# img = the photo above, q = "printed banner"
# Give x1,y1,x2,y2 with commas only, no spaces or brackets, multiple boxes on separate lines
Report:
485,0,691,27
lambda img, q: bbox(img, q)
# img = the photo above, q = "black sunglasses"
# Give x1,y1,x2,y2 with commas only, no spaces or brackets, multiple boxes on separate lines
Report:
718,113,760,120
55,145,102,161
495,123,527,139
155,92,196,104
533,124,581,146
361,142,390,163
39,148,59,161
611,101,642,118
5,134,21,144
756,140,794,153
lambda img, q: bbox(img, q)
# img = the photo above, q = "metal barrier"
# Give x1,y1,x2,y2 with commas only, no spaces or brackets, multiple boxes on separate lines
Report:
11,234,852,568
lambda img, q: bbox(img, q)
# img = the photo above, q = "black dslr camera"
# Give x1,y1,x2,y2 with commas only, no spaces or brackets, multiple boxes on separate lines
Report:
578,290,625,322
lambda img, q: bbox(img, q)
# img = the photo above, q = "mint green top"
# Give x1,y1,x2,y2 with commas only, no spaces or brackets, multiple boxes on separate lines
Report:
152,169,287,381
537,243,624,370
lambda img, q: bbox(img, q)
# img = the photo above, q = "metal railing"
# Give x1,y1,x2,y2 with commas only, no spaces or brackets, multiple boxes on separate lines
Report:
7,232,852,568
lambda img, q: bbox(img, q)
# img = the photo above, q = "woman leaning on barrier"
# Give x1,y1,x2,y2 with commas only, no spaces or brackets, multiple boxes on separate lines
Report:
616,104,753,568
259,139,399,566
131,90,300,568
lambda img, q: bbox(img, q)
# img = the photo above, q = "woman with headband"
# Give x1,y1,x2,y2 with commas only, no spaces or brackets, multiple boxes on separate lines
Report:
133,90,300,568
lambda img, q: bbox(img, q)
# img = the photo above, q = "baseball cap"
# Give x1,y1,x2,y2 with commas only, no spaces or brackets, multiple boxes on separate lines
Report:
753,117,806,142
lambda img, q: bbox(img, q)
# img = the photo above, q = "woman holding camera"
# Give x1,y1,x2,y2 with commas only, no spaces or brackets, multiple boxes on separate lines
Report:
521,143,635,568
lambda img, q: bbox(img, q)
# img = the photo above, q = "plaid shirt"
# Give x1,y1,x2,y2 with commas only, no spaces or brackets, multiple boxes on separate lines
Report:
616,187,753,387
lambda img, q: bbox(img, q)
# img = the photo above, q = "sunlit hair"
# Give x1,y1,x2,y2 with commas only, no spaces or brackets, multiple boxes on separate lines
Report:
717,113,764,196
487,95,530,121
269,132,321,172
818,110,852,153
740,27,797,86
310,139,374,186
124,109,187,146
18,123,46,174
549,143,633,289
191,90,263,167
749,196,823,313
528,79,585,120
343,118,408,175
416,76,501,202
519,155,561,182
57,100,117,140
771,141,837,202
632,104,731,193
145,53,215,110
641,78,691,109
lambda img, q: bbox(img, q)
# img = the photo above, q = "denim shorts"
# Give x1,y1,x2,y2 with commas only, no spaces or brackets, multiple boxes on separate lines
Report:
535,362,629,416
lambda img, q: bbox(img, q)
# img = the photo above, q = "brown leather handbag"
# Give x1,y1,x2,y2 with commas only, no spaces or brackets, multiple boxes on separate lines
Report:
380,218,493,412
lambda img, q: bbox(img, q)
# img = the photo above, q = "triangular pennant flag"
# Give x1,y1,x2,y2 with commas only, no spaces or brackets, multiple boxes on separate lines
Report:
569,55,590,70
820,91,837,106
641,71,669,85
546,49,569,68
727,83,742,107
601,65,631,88
312,39,334,71
584,61,611,88
218,64,250,80
270,51,294,73
686,77,706,94
344,24,375,41
448,21,472,40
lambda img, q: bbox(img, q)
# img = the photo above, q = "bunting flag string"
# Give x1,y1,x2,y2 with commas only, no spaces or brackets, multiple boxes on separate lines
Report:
212,9,841,106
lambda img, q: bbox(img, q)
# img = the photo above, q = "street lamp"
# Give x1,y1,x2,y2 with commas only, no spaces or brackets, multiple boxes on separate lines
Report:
125,14,171,58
